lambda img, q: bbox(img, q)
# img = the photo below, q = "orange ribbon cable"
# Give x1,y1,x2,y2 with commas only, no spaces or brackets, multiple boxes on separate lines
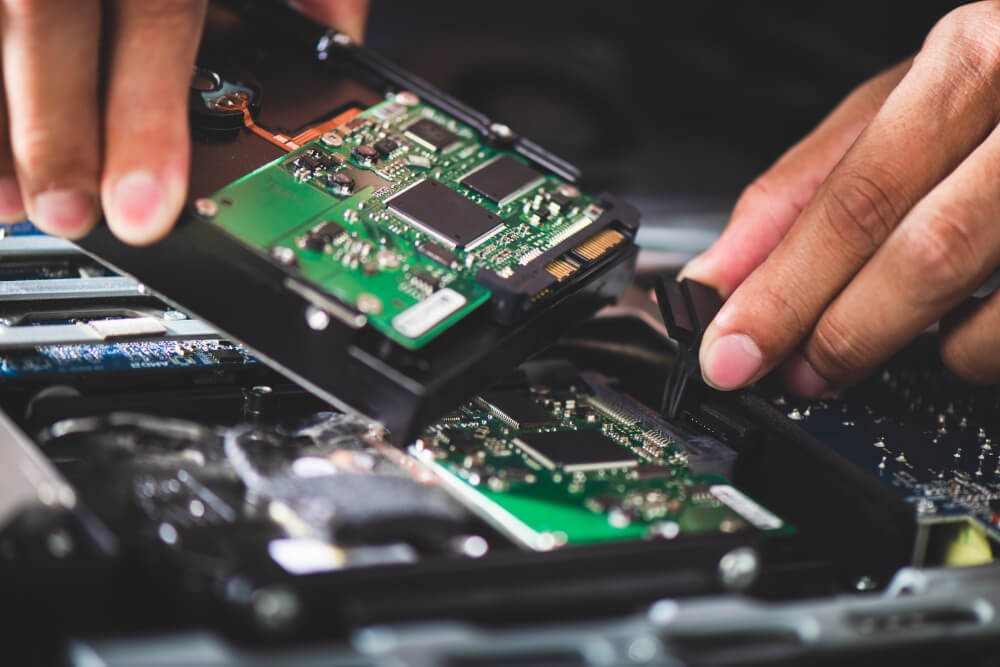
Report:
223,95,363,153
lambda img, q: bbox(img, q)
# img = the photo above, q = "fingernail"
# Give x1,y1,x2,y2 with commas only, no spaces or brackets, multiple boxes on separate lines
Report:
702,333,763,390
678,253,709,281
33,189,95,234
782,353,835,398
0,178,25,222
111,170,166,229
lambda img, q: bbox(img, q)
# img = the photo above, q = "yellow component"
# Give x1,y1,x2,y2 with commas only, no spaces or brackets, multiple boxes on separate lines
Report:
942,521,994,567
573,228,625,261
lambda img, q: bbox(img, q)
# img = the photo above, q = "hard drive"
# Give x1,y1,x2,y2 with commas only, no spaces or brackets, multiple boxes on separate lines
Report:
75,1,640,443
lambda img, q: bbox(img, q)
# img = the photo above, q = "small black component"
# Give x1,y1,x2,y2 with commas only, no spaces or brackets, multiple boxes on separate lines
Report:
416,241,459,268
327,171,355,196
500,465,535,483
477,390,560,429
631,465,677,480
514,429,637,472
210,347,243,363
373,138,399,157
345,116,370,133
404,118,461,152
386,179,504,249
309,149,338,169
991,498,1000,513
413,271,439,289
352,144,379,166
548,191,574,212
314,220,346,242
293,155,319,171
302,232,327,252
461,155,544,205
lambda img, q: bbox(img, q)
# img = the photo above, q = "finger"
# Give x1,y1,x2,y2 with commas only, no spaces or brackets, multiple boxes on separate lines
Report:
784,121,1000,395
699,7,1000,391
287,0,371,43
679,58,912,298
101,0,208,246
1,0,101,238
939,292,1000,384
0,75,25,223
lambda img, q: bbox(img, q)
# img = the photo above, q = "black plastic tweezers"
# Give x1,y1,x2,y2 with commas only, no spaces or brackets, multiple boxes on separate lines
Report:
654,276,724,419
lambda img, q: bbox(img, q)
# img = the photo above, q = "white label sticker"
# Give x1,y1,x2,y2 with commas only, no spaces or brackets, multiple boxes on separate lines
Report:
392,288,467,338
710,484,784,530
87,316,167,339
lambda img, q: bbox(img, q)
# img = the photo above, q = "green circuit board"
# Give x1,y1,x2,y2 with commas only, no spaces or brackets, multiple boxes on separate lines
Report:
203,95,620,349
413,381,789,550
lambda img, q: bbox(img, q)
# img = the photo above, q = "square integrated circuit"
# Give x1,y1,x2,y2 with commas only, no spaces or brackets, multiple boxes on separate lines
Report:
461,155,545,206
404,118,462,153
386,179,506,250
478,390,561,429
513,429,638,473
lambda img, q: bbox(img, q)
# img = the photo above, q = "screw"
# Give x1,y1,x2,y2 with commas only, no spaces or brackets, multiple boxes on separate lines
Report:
489,122,514,140
395,91,420,106
194,198,218,218
556,183,581,198
305,305,330,331
718,546,759,591
320,131,343,147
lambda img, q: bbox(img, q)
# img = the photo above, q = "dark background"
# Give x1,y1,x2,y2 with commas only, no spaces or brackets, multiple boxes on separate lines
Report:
364,1,962,256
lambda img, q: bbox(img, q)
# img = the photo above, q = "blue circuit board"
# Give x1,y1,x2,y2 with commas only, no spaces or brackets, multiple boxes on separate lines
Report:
0,339,257,378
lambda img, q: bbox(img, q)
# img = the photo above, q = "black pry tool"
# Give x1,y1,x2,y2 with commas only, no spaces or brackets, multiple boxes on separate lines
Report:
654,276,724,419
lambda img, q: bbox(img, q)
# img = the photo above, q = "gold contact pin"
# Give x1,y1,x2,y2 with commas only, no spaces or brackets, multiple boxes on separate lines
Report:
544,258,578,282
573,229,625,261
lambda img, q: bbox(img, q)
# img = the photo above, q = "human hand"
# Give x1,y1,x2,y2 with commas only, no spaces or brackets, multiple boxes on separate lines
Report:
679,1,1000,395
0,0,369,246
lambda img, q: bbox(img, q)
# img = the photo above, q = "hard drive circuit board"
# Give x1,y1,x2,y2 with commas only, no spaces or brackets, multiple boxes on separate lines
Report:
203,96,627,349
415,378,788,549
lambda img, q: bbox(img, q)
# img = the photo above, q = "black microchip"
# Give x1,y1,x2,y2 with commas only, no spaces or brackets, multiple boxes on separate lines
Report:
309,149,338,169
417,241,459,268
413,271,440,289
461,155,544,205
210,347,243,363
514,429,637,472
314,221,346,242
373,138,399,157
386,179,504,249
478,390,560,429
290,155,318,171
404,118,461,152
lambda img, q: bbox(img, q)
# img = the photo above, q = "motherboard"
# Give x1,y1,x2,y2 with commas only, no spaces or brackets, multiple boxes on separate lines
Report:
771,342,1000,561
202,95,627,349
